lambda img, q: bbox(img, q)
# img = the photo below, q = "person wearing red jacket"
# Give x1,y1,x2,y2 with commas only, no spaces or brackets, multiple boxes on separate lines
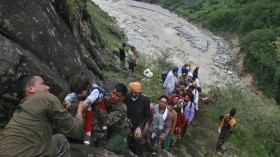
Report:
172,107,186,146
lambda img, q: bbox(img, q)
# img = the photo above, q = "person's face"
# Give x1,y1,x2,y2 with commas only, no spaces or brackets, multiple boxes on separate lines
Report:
78,89,88,97
27,76,50,95
131,48,136,53
159,98,168,109
184,95,189,101
173,97,179,104
109,89,125,104
131,91,140,96
172,93,178,97
167,105,173,111
179,85,185,90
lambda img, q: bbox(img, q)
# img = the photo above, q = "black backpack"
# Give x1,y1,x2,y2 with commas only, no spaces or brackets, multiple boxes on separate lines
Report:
224,115,231,129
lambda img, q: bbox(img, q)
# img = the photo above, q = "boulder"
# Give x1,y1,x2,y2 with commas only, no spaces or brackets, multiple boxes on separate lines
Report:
70,143,121,157
0,0,123,101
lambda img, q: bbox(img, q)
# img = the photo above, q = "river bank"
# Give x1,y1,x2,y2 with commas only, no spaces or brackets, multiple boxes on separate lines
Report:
92,0,241,91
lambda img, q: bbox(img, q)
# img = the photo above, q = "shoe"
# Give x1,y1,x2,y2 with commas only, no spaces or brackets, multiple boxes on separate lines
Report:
216,151,223,156
151,151,157,156
221,146,226,151
84,135,91,145
196,108,199,111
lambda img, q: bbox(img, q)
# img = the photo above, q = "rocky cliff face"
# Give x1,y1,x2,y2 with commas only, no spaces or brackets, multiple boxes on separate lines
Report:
0,0,122,101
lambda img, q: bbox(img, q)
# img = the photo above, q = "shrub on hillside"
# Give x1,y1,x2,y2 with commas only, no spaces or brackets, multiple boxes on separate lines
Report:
209,84,280,156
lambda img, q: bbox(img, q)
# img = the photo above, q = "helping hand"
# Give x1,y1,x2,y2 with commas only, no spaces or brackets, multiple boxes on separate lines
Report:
63,100,71,110
134,127,142,138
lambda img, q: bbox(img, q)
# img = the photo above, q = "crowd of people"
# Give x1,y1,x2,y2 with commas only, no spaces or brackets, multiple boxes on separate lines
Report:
0,44,237,157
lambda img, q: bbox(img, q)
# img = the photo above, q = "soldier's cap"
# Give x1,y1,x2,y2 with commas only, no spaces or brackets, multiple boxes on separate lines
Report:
129,82,142,93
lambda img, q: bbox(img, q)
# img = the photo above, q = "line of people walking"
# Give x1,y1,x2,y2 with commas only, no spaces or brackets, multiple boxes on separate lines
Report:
0,61,236,156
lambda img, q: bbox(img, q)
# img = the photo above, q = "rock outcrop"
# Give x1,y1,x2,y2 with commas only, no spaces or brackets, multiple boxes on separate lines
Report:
0,0,122,101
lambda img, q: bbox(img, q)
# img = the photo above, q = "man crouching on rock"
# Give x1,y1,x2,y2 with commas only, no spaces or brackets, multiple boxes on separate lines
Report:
95,83,131,154
0,74,88,157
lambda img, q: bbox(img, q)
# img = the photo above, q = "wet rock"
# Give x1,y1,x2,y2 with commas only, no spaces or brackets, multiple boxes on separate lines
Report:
159,149,176,157
0,0,124,101
140,17,146,21
174,26,208,52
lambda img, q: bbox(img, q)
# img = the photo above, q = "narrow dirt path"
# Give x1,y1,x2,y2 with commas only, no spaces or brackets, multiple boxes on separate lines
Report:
170,101,220,156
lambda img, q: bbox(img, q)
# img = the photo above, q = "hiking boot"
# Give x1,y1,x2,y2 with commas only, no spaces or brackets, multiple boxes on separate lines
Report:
84,135,91,145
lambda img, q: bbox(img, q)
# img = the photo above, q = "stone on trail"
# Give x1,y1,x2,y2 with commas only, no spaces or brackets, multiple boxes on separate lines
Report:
227,71,233,75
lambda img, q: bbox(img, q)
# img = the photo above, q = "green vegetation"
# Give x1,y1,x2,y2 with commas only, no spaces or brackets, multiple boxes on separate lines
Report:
86,0,127,53
209,85,280,156
62,1,280,156
142,0,280,103
134,51,174,102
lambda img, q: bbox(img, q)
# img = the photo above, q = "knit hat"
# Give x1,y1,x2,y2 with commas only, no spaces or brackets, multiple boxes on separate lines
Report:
129,82,142,93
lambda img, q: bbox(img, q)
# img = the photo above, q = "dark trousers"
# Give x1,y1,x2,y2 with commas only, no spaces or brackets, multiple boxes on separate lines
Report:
129,127,143,156
50,134,70,157
216,129,230,151
128,62,135,73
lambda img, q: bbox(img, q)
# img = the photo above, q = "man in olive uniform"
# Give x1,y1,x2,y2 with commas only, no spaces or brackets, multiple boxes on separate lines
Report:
0,75,87,157
95,83,130,154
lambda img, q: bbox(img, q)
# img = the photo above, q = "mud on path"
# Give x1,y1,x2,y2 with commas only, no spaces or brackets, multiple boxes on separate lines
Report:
92,0,241,92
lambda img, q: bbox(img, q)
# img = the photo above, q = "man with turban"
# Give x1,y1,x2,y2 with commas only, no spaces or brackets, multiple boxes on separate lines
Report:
124,82,151,156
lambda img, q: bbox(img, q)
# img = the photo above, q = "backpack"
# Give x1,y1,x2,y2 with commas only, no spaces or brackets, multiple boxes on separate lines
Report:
223,115,231,129
88,85,107,103
161,69,169,82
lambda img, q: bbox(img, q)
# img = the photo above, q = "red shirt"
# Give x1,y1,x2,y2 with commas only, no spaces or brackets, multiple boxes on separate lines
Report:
176,113,186,129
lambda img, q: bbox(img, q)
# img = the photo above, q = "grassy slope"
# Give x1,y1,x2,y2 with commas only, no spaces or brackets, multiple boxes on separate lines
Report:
86,0,127,53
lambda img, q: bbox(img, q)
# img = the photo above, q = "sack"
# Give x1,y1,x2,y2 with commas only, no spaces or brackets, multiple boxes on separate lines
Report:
224,115,231,129
161,69,169,82
143,69,153,78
